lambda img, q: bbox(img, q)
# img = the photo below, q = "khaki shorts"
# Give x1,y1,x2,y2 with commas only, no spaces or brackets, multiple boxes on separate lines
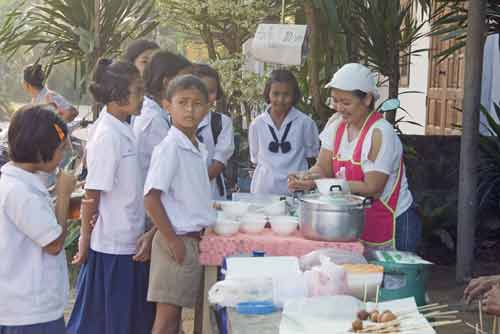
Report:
147,233,203,307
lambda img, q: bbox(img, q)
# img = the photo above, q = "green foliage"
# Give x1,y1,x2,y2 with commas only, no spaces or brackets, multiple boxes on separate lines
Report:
431,0,500,62
157,0,285,55
0,0,158,93
478,103,500,211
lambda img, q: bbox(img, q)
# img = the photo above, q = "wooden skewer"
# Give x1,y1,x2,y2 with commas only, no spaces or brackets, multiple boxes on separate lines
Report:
375,284,380,306
476,323,480,334
363,282,368,304
417,303,440,311
493,316,497,334
479,300,484,333
417,304,449,312
422,310,460,318
464,321,489,334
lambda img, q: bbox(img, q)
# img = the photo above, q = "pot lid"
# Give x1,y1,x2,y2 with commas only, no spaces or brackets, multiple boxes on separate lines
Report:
300,193,370,209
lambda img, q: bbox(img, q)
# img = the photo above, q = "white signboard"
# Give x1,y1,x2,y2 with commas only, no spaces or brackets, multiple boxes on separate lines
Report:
251,24,308,66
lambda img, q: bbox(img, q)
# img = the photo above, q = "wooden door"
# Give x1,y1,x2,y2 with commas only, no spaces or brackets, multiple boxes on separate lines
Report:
426,6,465,135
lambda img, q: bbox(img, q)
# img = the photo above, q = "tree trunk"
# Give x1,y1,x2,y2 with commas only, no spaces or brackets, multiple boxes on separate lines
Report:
201,7,217,60
456,0,487,283
385,69,399,124
304,0,328,123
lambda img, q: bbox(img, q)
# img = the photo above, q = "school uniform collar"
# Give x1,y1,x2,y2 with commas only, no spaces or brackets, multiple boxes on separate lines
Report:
0,162,49,195
197,112,211,129
143,96,170,124
101,110,136,142
33,86,49,104
262,106,301,129
170,126,204,156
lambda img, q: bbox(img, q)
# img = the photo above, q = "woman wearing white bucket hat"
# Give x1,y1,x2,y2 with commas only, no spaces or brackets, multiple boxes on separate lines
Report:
289,63,421,252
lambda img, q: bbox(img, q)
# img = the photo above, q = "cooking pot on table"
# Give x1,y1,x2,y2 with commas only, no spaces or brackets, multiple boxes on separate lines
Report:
298,192,372,242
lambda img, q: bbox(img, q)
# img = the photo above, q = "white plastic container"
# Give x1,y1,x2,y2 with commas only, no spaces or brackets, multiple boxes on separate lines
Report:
214,218,240,236
270,216,298,236
218,201,251,218
240,214,266,234
314,178,349,196
342,264,384,300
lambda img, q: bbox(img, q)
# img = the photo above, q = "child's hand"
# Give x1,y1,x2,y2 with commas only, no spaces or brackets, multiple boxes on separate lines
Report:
168,236,186,265
72,237,89,265
133,230,154,262
56,170,77,197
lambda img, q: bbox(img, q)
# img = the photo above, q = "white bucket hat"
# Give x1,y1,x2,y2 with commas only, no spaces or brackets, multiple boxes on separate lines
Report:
325,63,380,101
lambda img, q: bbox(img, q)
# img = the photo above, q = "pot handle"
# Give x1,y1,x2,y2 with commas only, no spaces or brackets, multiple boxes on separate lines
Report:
362,197,373,207
330,185,342,192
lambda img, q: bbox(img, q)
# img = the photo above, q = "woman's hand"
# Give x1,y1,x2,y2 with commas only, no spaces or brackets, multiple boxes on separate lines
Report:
287,173,316,193
482,285,500,316
464,275,500,304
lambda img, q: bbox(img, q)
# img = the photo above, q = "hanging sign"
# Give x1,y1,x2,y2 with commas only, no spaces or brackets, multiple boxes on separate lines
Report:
251,24,309,66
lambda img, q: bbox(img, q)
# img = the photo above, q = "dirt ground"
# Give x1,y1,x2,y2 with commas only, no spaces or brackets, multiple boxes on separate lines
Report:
65,262,500,334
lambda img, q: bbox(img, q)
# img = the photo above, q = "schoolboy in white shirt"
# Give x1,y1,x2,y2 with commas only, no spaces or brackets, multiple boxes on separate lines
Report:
144,74,216,334
0,105,75,334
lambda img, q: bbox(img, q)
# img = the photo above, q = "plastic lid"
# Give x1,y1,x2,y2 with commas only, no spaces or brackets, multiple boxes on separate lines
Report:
236,301,276,315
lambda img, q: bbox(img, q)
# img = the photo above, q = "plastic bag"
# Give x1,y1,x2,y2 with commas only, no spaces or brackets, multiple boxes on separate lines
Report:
208,277,273,307
304,256,350,297
299,248,367,271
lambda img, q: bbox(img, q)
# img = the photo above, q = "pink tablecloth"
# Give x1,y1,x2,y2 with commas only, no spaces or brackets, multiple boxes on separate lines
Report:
199,228,364,266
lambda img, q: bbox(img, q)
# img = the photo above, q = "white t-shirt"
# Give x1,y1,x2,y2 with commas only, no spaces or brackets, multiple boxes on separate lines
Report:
0,163,68,326
85,111,146,255
33,87,72,112
319,117,413,216
249,106,320,195
133,96,171,176
144,126,216,234
196,112,235,200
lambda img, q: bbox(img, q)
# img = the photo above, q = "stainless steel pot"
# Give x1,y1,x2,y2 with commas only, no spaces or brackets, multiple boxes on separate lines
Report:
299,193,372,242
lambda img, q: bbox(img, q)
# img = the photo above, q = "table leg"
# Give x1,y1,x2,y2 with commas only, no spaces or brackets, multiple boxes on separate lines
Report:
194,266,218,334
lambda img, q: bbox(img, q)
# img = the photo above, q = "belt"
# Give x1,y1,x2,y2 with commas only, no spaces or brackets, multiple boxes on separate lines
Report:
182,231,203,240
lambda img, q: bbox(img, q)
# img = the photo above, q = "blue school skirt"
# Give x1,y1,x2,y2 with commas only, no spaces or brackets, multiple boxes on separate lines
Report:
66,249,155,334
0,318,65,334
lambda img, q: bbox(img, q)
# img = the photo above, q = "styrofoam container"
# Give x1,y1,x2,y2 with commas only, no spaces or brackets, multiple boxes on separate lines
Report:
270,216,298,236
345,272,384,301
219,201,251,218
214,218,240,236
240,214,267,234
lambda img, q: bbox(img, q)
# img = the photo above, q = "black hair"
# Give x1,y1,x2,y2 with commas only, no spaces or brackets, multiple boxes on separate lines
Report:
165,74,209,103
88,58,140,105
144,50,191,99
351,89,375,110
8,104,68,163
180,64,225,100
23,64,45,90
122,39,160,63
263,69,301,105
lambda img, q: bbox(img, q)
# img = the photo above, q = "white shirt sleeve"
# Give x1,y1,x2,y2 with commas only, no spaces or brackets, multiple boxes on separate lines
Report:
303,117,320,158
48,92,72,111
133,115,161,173
319,119,340,152
248,120,259,164
213,116,235,165
144,144,178,195
85,132,120,192
7,191,62,247
361,122,401,175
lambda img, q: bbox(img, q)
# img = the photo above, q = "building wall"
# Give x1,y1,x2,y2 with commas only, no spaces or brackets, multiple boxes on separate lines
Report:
397,18,431,135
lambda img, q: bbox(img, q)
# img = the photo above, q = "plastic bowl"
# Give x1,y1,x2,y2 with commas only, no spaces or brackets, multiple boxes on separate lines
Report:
214,218,240,236
219,201,251,218
262,201,287,216
270,216,299,236
314,178,347,196
240,214,267,234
